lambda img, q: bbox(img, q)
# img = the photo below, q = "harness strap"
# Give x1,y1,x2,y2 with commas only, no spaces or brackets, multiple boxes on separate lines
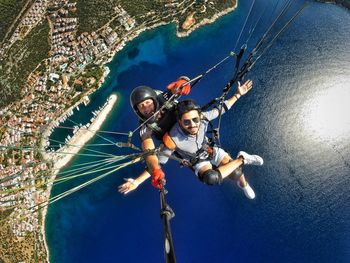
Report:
147,122,162,132
162,123,217,168
177,146,214,168
202,116,219,146
214,103,228,113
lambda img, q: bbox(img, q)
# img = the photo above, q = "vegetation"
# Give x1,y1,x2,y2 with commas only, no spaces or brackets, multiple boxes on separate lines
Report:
0,208,14,220
120,0,163,18
0,126,6,141
109,17,122,30
83,64,104,82
0,19,50,108
0,0,34,43
76,0,120,34
0,222,39,263
76,0,175,34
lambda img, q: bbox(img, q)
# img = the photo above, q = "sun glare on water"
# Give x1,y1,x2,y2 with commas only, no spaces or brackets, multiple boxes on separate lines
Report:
302,85,350,141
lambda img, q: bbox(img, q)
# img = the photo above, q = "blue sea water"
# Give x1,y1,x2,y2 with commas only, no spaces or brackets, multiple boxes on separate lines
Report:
46,1,350,262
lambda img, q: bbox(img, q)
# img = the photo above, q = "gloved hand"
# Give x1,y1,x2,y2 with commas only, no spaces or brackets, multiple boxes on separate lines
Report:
167,76,191,95
236,79,253,97
151,168,165,189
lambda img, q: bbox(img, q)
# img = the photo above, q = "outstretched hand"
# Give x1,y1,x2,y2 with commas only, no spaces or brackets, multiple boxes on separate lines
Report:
118,178,139,195
236,79,253,96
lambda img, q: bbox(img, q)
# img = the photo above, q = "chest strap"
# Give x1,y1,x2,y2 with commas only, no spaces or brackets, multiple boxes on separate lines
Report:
162,132,215,167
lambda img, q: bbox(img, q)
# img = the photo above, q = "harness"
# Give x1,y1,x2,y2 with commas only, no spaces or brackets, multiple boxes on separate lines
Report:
141,91,178,140
145,109,176,140
162,129,215,168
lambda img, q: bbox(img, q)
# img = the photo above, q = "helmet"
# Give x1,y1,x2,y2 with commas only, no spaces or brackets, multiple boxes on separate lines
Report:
176,99,201,119
130,86,159,119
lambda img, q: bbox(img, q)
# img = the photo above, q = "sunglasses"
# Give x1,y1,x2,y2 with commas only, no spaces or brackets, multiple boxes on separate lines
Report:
182,117,200,126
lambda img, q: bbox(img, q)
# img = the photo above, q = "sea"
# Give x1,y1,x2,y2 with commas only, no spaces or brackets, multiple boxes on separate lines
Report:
46,0,350,262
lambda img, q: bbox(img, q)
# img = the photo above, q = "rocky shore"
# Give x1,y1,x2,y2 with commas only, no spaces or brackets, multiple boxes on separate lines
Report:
176,4,237,38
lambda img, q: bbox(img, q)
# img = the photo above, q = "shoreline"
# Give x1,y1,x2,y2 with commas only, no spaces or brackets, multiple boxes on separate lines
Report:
40,94,117,262
39,65,110,153
99,4,237,66
176,4,237,38
40,5,237,262
44,94,117,170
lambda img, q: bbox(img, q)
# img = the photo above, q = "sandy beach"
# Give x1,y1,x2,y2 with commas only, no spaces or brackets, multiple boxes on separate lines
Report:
40,94,117,262
49,94,117,170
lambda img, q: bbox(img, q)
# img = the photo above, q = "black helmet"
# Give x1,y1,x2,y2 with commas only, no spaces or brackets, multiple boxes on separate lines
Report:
130,86,159,120
176,99,201,119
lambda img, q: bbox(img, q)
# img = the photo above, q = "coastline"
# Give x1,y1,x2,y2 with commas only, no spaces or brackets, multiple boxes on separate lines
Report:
45,94,117,170
176,4,237,38
100,4,238,65
40,93,117,263
40,5,237,263
39,65,110,154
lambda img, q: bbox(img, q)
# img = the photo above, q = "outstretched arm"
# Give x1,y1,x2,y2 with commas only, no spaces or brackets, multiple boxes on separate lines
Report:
226,79,253,108
202,79,253,121
118,170,151,195
118,143,172,194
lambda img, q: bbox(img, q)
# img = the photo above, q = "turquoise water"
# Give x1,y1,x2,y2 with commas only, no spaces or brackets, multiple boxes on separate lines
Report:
46,1,350,262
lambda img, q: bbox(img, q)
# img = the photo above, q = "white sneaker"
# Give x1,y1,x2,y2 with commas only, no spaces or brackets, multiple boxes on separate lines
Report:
237,151,264,166
237,181,256,199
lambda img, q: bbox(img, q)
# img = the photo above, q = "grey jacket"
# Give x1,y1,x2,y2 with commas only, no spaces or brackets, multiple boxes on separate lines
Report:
158,100,232,164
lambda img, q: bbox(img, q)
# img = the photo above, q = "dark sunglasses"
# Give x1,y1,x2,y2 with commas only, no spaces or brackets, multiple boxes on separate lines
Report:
182,117,200,126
